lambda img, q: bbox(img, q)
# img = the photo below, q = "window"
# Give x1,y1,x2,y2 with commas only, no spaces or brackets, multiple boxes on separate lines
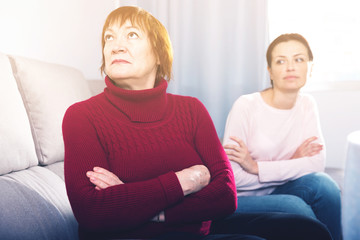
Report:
268,0,360,83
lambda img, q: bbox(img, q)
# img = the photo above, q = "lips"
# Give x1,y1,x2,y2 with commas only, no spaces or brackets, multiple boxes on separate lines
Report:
112,59,130,64
284,76,298,80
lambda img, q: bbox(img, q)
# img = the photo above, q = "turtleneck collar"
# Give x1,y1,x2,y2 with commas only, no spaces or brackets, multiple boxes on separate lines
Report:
104,76,168,123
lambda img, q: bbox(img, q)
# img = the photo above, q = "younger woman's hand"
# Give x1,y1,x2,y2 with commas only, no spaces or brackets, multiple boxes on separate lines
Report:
86,167,124,190
175,165,211,196
291,136,323,159
224,136,258,175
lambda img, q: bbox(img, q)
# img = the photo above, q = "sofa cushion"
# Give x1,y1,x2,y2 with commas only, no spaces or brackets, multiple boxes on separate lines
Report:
0,166,78,239
0,172,78,239
9,55,92,165
44,161,66,181
0,53,38,175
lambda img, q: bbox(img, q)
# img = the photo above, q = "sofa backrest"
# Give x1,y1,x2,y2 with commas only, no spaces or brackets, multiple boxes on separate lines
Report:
0,52,92,175
0,53,38,175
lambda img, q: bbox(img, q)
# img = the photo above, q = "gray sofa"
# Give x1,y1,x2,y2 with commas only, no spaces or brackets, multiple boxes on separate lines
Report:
0,52,98,240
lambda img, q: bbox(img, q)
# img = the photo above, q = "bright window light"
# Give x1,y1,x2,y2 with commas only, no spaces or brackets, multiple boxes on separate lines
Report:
268,0,360,82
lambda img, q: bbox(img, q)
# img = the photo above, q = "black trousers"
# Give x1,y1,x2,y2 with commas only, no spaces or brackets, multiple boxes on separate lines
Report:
153,212,332,240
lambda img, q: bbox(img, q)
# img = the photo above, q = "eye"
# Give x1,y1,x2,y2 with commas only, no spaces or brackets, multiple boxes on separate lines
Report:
276,59,285,65
104,34,114,41
295,57,304,62
128,32,139,39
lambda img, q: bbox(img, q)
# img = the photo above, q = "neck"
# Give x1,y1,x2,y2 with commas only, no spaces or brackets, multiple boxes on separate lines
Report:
111,77,156,90
262,88,299,109
104,77,168,122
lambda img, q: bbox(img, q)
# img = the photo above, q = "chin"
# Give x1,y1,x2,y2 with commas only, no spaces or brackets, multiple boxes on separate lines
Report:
106,67,131,78
107,72,131,80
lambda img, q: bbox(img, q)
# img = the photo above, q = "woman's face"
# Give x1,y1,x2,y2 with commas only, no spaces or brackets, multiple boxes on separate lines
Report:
103,20,159,90
268,40,312,93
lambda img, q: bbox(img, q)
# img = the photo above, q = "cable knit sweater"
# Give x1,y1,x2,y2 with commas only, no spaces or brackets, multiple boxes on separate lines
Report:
62,77,237,239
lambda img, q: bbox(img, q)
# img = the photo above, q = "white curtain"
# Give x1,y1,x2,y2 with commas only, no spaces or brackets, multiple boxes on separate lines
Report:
117,0,269,138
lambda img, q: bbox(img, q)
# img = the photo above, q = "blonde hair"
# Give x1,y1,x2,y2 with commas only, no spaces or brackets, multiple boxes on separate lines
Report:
100,6,173,82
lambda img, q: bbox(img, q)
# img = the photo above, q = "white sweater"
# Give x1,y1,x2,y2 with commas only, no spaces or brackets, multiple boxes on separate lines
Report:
223,92,325,196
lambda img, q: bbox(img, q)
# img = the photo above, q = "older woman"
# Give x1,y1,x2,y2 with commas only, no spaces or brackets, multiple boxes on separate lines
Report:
223,33,342,240
62,5,242,240
63,7,332,240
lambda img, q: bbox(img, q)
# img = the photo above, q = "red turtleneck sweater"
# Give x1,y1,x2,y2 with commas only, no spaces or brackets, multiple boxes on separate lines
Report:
62,78,237,239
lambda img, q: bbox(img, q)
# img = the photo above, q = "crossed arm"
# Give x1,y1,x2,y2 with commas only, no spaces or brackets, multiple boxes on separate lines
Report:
223,135,323,176
86,165,211,221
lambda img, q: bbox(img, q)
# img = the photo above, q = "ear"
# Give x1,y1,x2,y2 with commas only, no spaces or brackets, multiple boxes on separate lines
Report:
155,51,160,65
267,66,274,87
267,66,272,79
308,62,314,78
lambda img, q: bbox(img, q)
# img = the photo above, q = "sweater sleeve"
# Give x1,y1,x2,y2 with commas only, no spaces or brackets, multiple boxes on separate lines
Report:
223,96,281,191
63,103,184,232
257,95,326,182
164,99,237,224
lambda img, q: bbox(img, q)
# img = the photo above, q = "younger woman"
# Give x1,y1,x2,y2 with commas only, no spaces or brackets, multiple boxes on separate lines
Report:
223,33,342,240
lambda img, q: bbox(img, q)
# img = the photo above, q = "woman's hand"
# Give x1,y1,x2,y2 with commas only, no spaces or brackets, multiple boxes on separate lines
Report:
224,136,258,175
86,167,124,190
175,165,211,196
151,211,165,222
291,136,323,159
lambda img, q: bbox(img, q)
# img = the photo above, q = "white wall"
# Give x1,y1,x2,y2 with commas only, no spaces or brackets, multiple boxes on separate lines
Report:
305,81,360,169
0,0,116,80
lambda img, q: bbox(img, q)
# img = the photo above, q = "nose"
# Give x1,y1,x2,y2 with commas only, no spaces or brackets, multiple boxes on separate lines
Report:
286,60,295,71
112,38,127,54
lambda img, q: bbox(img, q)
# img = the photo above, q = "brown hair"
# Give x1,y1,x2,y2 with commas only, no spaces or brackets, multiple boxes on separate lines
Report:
100,6,173,82
266,33,313,68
